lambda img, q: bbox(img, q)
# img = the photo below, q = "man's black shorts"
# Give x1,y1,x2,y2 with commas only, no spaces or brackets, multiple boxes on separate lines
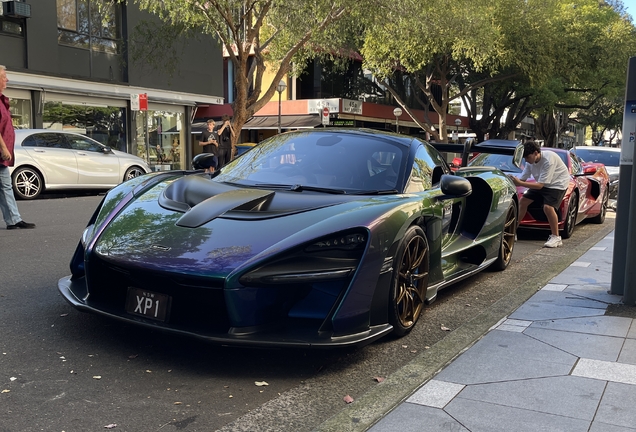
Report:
523,187,567,210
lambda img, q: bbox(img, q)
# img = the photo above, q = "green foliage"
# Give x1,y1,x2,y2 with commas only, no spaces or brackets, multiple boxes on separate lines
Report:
130,0,376,139
363,0,636,143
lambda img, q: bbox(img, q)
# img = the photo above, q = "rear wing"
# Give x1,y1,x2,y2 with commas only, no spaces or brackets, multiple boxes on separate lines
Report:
431,139,525,169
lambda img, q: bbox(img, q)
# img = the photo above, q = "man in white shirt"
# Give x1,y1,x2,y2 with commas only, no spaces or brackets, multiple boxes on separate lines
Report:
510,141,570,248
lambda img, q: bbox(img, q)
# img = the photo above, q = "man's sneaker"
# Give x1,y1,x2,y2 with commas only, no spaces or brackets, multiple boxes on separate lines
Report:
544,234,562,248
7,220,36,230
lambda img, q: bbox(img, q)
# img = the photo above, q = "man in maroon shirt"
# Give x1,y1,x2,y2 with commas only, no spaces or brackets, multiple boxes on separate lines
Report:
0,66,35,229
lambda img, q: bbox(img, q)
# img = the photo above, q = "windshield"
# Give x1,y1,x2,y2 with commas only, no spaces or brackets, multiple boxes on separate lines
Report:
214,131,408,193
573,149,620,167
468,153,523,173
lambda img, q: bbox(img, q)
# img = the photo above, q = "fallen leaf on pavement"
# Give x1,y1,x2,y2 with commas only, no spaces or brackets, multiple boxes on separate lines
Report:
174,402,182,405
255,381,269,386
10,377,16,381
128,354,138,359
104,424,117,429
343,395,354,404
1,389,9,393
373,376,385,383
441,325,450,331
93,376,102,380
60,313,69,317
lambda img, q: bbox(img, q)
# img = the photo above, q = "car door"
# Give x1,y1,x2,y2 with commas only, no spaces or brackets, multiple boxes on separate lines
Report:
407,145,463,250
20,132,79,186
65,134,121,186
569,153,593,215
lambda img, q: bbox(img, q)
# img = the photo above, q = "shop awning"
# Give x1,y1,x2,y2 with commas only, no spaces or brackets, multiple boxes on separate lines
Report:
9,71,224,106
242,114,321,130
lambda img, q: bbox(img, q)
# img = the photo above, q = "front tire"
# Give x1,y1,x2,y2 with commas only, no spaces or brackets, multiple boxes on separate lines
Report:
490,201,517,271
388,226,429,337
12,167,43,200
561,193,578,239
124,166,145,182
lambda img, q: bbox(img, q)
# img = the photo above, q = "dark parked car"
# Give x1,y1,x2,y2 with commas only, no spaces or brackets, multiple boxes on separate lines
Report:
59,129,519,348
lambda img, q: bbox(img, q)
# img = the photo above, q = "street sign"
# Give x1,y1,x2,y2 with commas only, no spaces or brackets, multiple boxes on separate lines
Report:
131,93,148,111
139,93,148,111
322,106,330,126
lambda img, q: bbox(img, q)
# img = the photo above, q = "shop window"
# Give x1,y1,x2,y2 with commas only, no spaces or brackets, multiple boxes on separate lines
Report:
133,110,184,171
9,98,31,129
43,101,127,151
56,0,120,54
0,18,24,36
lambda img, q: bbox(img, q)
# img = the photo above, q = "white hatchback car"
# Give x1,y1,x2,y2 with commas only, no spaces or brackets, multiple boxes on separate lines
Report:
9,129,151,199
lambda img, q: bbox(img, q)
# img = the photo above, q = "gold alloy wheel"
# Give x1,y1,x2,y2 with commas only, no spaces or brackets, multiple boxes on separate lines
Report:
395,233,429,329
501,205,517,265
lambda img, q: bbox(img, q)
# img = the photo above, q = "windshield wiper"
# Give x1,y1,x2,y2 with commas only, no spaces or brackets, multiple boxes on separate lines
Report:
249,183,345,194
351,189,399,195
288,184,346,194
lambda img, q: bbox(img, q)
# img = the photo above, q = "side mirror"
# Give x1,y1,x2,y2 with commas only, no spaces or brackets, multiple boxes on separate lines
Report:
439,174,472,199
583,165,598,175
103,146,113,154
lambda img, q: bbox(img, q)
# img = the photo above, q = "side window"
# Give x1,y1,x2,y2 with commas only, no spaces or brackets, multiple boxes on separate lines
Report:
21,136,37,147
66,135,104,152
57,0,121,54
405,146,434,193
24,133,71,149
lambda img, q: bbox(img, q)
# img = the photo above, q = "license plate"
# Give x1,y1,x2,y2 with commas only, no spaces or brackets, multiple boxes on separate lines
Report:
125,287,171,322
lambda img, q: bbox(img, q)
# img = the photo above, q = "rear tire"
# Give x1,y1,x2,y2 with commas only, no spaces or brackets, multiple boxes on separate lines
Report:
590,190,608,224
490,201,517,271
388,226,429,337
12,167,43,200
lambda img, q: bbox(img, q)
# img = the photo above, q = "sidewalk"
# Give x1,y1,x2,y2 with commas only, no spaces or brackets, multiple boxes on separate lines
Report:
367,230,636,432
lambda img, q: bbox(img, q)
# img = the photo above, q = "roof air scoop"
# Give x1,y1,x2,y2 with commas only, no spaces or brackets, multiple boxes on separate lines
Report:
176,189,275,228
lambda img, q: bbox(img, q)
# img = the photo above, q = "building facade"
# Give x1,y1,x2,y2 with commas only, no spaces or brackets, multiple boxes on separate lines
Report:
0,0,224,171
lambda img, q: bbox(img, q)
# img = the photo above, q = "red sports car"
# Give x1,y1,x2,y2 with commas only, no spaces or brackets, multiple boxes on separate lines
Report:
468,143,609,238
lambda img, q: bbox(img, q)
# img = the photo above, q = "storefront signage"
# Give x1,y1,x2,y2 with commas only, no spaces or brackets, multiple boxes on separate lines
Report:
308,98,340,114
332,120,355,126
131,93,148,111
342,99,362,115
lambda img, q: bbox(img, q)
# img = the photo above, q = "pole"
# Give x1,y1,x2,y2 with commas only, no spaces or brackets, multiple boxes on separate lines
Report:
277,91,282,134
611,56,636,302
395,116,399,133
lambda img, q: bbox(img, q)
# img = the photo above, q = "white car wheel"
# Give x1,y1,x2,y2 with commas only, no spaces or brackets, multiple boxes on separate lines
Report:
12,167,43,200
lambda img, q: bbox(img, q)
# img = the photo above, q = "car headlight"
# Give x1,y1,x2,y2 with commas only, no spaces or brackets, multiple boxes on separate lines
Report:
304,232,367,252
239,229,368,287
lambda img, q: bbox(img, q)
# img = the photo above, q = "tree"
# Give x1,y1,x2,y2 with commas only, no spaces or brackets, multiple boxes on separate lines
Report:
363,0,636,144
130,0,373,146
575,96,624,145
362,0,562,142
470,0,636,146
